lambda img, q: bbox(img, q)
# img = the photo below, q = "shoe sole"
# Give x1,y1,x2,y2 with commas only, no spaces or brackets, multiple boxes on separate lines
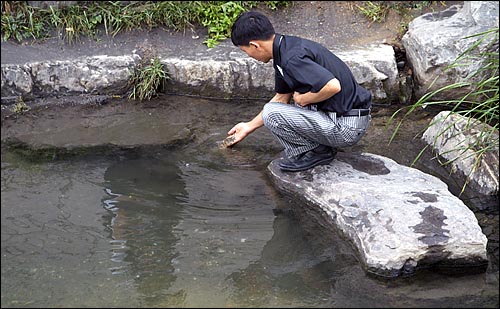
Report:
279,156,334,172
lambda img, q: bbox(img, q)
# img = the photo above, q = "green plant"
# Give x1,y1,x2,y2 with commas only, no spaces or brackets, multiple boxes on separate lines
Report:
388,27,499,193
354,1,441,34
12,97,30,113
1,2,47,42
198,1,247,48
262,1,290,10
2,1,290,47
128,57,170,101
355,1,390,24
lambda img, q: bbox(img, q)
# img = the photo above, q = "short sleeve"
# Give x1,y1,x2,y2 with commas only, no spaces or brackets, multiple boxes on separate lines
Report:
274,70,292,94
285,55,335,93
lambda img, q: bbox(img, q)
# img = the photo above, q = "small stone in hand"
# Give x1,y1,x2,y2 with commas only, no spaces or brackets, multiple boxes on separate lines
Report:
218,134,236,149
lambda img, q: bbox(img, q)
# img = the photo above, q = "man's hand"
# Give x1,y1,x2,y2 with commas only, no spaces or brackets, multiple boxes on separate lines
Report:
227,122,254,145
293,92,308,106
293,78,341,106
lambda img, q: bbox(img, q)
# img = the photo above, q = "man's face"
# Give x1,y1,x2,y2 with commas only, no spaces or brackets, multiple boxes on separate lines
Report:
239,43,271,63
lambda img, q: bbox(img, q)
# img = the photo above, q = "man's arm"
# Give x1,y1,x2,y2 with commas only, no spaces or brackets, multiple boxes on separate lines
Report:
293,78,341,107
270,92,292,104
227,93,292,145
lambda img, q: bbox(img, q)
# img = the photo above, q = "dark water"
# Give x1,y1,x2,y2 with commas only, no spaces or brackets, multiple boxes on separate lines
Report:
1,99,498,308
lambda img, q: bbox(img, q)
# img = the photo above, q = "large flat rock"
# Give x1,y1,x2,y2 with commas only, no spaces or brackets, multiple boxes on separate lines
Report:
267,152,489,278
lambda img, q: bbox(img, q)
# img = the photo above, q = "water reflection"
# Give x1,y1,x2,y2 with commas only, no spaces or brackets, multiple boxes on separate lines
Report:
1,157,142,307
100,149,287,307
102,154,186,305
226,215,343,307
99,145,362,307
160,158,277,307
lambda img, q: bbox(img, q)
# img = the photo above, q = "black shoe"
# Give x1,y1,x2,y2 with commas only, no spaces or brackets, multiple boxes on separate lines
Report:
279,145,336,172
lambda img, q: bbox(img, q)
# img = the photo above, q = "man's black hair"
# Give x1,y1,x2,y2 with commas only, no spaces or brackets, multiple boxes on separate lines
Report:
231,11,275,46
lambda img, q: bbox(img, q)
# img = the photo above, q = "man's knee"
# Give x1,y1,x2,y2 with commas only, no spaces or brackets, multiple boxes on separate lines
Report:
262,102,283,128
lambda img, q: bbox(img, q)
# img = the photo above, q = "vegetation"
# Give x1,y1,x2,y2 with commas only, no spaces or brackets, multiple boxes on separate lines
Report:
353,1,444,35
12,96,30,113
355,1,440,22
199,1,247,48
128,56,169,101
388,27,499,193
1,1,290,46
3,2,498,187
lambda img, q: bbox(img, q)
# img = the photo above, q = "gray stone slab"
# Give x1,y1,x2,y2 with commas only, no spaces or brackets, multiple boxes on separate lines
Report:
267,151,489,278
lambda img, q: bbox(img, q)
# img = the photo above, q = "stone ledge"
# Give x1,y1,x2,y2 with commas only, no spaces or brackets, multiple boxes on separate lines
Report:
1,44,400,104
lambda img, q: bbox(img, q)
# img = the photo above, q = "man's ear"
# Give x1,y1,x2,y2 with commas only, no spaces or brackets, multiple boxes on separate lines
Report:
249,41,260,49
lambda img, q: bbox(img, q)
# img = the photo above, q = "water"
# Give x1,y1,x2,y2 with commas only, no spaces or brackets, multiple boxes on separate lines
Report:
1,99,498,308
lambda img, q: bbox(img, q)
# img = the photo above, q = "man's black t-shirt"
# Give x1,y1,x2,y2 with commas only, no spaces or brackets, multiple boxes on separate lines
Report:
272,34,372,115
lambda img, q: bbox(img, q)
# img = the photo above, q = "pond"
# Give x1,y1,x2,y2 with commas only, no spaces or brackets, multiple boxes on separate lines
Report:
1,96,498,308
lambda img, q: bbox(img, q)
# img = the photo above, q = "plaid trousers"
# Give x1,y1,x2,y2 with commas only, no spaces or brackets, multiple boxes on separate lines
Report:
262,101,371,158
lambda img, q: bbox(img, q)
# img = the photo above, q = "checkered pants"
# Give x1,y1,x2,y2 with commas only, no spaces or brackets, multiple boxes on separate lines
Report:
262,102,371,157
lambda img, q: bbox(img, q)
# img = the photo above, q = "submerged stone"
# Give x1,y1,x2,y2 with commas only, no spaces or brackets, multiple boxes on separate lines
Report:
267,151,489,278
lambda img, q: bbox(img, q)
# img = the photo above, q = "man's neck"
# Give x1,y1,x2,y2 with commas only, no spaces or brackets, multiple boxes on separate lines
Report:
263,34,276,59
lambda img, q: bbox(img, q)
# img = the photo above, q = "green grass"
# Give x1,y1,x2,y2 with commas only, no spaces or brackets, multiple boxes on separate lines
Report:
1,1,290,46
128,56,170,101
353,1,443,36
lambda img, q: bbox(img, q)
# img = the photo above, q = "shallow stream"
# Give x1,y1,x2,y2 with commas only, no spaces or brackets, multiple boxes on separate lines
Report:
1,97,498,307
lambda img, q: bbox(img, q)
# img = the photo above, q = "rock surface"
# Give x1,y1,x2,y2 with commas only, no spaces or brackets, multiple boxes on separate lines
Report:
402,1,499,99
422,111,499,196
267,151,489,277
